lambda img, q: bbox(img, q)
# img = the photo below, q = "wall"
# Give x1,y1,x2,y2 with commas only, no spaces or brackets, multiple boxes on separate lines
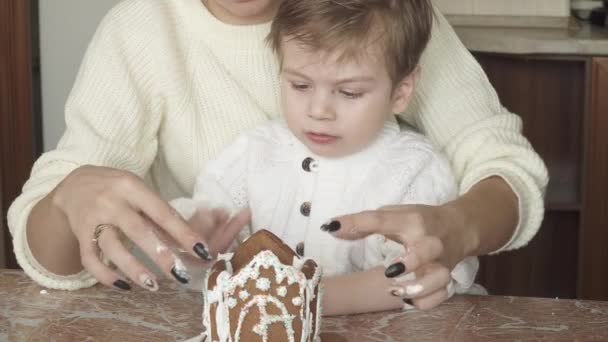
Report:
434,0,570,17
39,0,121,151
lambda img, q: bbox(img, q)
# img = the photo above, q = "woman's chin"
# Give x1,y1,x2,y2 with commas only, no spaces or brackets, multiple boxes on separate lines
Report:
215,0,279,23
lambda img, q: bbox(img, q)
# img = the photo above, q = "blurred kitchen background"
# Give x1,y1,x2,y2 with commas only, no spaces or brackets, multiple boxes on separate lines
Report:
1,0,607,301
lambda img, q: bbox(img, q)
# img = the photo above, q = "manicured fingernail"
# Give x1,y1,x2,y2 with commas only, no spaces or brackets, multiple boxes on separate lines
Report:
171,266,190,284
139,274,158,291
320,220,341,232
171,263,190,284
390,287,405,297
385,262,406,278
193,242,212,261
113,279,131,291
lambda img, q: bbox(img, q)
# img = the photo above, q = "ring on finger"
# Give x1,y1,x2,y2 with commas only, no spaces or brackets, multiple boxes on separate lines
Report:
92,224,120,266
92,224,118,245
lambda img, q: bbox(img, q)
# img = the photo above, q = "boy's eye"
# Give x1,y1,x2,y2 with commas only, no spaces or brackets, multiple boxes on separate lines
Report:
339,90,363,99
290,82,310,91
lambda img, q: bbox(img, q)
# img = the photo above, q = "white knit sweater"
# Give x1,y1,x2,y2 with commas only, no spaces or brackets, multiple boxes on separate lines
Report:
171,120,480,295
7,0,548,290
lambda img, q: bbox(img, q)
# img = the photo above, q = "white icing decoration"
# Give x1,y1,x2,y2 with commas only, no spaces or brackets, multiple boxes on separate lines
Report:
239,290,250,301
277,286,287,297
256,277,271,291
217,253,234,262
253,323,264,335
203,250,323,342
292,297,302,306
227,297,237,309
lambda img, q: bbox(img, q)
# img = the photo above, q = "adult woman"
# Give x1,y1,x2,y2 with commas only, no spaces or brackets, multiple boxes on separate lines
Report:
8,0,547,311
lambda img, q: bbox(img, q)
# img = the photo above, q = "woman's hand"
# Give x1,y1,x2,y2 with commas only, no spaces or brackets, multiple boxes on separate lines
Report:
323,203,475,310
49,165,249,291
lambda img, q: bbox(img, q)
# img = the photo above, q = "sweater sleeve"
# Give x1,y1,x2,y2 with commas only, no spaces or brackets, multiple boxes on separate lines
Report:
400,9,549,253
7,6,163,290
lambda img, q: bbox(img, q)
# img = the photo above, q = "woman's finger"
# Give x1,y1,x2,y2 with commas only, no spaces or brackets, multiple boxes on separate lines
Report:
112,206,193,285
410,288,450,311
323,209,410,241
118,175,212,261
95,225,159,291
384,236,443,278
388,262,451,301
79,236,131,291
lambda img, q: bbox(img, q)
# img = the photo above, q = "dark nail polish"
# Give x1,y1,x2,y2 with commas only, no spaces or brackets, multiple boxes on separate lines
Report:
320,220,341,232
403,298,414,306
113,279,131,291
193,242,211,261
171,266,190,284
385,262,406,278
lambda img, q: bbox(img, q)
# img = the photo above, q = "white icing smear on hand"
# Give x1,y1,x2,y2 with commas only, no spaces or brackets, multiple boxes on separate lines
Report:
156,244,168,254
406,284,423,296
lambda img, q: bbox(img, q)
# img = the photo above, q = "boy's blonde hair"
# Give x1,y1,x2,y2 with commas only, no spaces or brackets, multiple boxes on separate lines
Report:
267,0,435,85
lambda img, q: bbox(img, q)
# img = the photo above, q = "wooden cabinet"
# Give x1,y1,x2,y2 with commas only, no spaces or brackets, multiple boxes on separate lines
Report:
580,58,608,300
474,53,608,300
0,0,41,268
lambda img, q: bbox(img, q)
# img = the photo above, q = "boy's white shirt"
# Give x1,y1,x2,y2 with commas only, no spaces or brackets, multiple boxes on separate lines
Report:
171,119,480,296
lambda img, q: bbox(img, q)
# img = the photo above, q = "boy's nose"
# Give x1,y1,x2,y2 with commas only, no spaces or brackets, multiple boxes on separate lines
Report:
308,92,336,121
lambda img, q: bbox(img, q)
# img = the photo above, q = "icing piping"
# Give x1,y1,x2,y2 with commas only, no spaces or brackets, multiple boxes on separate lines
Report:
203,250,323,342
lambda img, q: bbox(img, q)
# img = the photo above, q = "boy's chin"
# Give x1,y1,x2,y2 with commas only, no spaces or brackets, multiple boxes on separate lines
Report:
306,144,352,159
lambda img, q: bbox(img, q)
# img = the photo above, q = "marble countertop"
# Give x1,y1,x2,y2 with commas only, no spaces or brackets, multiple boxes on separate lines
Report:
3,269,608,341
453,21,608,55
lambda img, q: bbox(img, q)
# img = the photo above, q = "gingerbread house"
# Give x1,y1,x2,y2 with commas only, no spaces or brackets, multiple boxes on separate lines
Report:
202,229,323,342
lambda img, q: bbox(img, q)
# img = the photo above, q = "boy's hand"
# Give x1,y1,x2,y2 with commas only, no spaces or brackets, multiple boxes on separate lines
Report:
157,206,250,290
187,207,251,257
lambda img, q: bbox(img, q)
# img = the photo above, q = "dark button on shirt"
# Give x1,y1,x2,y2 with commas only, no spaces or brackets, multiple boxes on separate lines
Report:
296,242,305,257
302,157,315,172
300,202,311,216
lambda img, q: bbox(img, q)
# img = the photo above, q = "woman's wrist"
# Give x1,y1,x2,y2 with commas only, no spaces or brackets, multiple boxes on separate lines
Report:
27,196,82,275
439,200,480,261
442,177,518,257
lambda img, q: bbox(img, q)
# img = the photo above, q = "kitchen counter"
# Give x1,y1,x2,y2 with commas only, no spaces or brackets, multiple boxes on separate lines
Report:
3,269,608,341
453,20,608,55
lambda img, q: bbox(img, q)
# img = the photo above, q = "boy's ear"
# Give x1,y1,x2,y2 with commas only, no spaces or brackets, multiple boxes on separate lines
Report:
391,66,420,114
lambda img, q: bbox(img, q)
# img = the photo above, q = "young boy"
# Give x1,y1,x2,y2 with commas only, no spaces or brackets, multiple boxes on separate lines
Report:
172,0,480,315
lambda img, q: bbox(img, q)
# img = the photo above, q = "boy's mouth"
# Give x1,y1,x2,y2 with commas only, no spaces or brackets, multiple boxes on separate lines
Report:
305,131,339,144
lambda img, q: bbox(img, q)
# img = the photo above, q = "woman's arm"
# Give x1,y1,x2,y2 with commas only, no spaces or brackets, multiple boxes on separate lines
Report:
402,9,549,253
325,179,516,311
446,176,518,258
7,3,199,290
26,189,81,276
